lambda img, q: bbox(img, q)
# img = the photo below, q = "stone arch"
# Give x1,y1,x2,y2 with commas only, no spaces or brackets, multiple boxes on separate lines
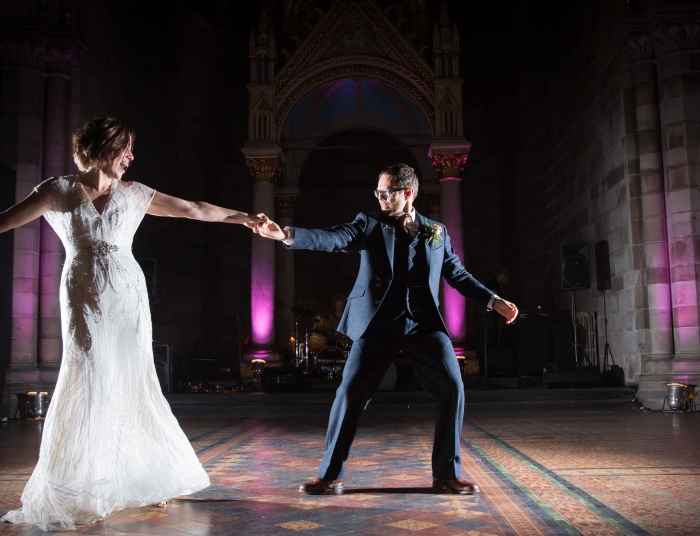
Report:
280,77,434,187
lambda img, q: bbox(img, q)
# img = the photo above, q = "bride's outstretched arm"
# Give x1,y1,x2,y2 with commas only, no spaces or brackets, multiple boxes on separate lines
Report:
0,191,48,233
147,191,265,226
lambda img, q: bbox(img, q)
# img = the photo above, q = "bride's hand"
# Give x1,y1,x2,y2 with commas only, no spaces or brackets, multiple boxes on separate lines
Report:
243,213,269,228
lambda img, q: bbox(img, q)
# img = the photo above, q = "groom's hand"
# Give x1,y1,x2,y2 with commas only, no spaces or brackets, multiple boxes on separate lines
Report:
493,298,518,324
254,218,287,241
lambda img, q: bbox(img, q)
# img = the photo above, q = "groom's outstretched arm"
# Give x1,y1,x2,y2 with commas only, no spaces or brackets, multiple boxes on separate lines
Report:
439,226,519,324
255,213,368,253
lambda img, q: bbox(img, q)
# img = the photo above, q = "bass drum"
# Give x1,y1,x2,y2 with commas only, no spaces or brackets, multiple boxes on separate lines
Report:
314,346,347,380
334,332,353,352
307,332,327,353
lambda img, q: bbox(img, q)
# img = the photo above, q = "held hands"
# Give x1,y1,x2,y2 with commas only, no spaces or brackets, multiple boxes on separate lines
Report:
251,214,287,240
243,213,269,228
493,298,518,324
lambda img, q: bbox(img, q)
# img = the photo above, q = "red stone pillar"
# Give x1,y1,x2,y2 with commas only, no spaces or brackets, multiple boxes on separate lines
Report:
274,192,297,355
0,43,48,398
430,145,470,343
39,57,74,376
241,149,284,373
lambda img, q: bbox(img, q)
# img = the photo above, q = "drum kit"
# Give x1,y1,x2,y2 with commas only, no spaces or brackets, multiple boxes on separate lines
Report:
291,308,352,380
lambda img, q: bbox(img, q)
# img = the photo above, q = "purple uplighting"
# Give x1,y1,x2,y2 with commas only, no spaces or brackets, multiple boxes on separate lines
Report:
442,283,467,341
251,240,275,346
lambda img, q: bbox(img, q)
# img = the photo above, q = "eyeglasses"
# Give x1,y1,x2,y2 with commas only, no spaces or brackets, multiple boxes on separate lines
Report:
373,188,406,199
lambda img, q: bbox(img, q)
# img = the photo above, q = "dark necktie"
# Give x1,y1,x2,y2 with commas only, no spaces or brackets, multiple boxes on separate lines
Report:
396,214,417,242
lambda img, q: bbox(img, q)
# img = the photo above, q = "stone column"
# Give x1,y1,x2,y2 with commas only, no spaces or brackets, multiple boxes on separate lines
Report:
421,189,441,220
39,48,76,378
0,40,48,398
242,150,283,370
631,59,674,360
655,22,700,359
274,192,297,355
430,145,470,343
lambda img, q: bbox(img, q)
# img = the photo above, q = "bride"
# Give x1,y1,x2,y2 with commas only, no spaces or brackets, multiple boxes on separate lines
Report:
0,118,264,531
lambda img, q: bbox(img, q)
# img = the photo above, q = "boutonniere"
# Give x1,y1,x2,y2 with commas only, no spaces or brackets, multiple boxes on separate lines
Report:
423,222,442,246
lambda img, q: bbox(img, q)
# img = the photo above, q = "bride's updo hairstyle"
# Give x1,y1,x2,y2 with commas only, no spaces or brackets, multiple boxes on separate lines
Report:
72,118,135,172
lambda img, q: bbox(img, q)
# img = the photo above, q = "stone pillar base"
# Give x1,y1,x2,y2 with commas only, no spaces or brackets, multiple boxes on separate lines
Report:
636,355,700,409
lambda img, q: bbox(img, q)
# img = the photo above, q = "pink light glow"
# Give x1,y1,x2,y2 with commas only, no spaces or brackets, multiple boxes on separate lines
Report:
251,236,275,346
438,175,467,342
443,283,467,340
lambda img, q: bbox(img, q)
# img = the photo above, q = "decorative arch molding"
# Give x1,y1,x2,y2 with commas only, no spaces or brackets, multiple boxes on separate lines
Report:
276,61,435,134
242,0,471,354
275,0,435,92
283,121,433,189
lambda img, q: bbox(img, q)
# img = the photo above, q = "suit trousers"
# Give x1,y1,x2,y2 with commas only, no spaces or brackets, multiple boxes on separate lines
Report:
317,315,465,480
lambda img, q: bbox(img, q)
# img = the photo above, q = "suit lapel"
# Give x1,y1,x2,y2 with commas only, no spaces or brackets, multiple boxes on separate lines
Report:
416,212,437,277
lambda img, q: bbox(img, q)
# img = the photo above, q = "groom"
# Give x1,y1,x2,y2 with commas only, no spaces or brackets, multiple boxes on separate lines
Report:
255,163,518,494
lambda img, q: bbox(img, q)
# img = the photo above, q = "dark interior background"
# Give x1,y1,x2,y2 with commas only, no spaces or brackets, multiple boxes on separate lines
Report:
1,0,644,383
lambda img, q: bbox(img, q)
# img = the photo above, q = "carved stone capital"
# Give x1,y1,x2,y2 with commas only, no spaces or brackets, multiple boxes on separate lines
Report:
246,156,283,183
421,192,440,215
431,151,468,179
623,32,654,62
0,39,47,70
43,44,81,75
651,22,700,56
624,21,700,62
275,194,298,218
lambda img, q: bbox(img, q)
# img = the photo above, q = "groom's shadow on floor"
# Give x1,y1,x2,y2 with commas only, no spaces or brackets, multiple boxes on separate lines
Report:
335,486,447,495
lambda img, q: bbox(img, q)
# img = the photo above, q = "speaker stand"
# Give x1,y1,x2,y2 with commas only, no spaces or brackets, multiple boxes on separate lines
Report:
600,290,624,387
570,290,593,368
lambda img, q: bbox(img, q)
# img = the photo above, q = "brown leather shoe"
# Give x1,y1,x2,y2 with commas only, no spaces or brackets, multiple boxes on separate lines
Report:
433,477,480,494
298,476,344,495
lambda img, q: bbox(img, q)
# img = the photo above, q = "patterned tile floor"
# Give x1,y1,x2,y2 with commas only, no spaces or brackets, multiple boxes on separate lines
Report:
1,410,698,535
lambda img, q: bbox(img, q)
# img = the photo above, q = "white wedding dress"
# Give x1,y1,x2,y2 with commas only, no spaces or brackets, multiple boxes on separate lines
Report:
2,176,209,531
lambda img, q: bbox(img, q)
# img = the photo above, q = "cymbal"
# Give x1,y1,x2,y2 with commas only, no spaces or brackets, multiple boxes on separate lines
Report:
310,315,332,330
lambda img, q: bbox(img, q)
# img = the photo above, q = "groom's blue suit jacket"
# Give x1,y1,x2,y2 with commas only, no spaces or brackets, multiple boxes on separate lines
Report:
288,211,495,341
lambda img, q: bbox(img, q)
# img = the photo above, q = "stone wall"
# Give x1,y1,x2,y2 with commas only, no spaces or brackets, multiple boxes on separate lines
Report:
77,1,257,382
454,0,636,376
511,0,633,375
0,0,261,405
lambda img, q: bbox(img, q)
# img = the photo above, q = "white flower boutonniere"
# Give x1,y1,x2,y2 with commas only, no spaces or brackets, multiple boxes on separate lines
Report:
423,222,442,246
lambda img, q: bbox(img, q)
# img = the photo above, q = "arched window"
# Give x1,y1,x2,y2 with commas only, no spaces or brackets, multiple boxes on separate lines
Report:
256,55,267,83
254,111,270,140
442,107,456,135
253,93,272,140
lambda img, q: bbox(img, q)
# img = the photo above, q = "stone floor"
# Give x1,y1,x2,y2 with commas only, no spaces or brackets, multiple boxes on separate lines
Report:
0,410,698,535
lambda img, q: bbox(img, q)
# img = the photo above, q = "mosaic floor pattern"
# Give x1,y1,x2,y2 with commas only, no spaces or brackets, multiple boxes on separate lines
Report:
0,410,698,535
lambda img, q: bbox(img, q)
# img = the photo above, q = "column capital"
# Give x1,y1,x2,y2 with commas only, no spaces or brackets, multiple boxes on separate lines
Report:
242,145,285,184
0,28,86,76
246,156,282,183
651,21,700,57
429,143,471,180
274,191,298,218
623,21,700,62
